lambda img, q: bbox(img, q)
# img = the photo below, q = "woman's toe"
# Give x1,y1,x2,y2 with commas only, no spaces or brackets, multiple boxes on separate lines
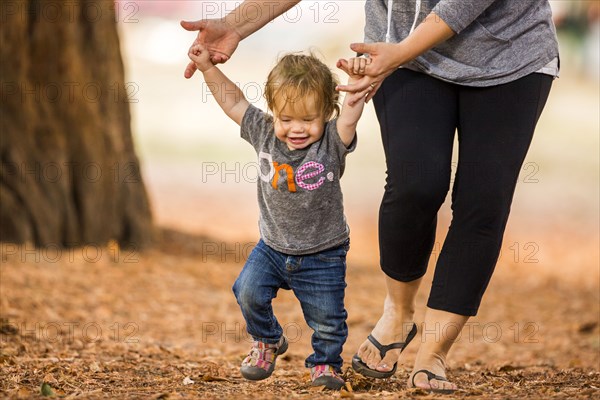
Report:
375,362,392,372
376,350,398,371
412,372,428,388
357,343,378,368
410,370,457,391
443,380,458,391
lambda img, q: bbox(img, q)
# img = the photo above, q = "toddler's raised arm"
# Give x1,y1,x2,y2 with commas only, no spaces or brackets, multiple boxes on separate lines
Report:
336,57,369,146
188,44,250,125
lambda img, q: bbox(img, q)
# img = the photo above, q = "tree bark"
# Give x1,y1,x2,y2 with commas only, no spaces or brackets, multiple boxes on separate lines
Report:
0,0,152,248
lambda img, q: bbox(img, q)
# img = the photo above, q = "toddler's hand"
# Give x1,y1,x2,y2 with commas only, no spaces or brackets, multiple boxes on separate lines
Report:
340,56,372,79
349,55,372,77
188,44,214,73
336,55,380,104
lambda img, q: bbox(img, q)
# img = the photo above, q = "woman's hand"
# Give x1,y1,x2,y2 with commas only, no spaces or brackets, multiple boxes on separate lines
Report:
181,18,242,78
336,11,454,100
336,56,380,106
336,42,405,105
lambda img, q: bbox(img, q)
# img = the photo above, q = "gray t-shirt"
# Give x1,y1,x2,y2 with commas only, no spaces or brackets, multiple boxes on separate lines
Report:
241,105,356,255
364,0,560,86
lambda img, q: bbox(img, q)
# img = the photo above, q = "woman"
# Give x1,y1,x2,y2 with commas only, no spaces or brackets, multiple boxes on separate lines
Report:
182,0,559,393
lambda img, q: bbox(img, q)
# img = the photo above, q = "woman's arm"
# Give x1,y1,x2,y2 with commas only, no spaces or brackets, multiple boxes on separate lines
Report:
337,12,454,105
182,0,301,78
221,0,300,40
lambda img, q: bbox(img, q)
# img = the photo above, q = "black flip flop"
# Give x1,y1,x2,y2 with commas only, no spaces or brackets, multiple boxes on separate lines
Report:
410,369,456,394
352,323,417,379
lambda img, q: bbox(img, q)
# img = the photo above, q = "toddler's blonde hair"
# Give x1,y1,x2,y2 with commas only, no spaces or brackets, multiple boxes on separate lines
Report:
265,52,340,120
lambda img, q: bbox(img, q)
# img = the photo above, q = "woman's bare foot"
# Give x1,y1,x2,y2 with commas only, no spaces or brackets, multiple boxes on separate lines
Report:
356,312,415,371
408,354,457,392
407,307,468,392
355,277,421,372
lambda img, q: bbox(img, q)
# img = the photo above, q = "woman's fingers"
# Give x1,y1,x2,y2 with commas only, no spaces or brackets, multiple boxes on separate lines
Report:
337,75,374,93
350,42,376,56
184,61,198,78
365,81,382,103
339,57,374,77
211,52,230,63
347,90,370,106
180,19,207,31
336,56,381,102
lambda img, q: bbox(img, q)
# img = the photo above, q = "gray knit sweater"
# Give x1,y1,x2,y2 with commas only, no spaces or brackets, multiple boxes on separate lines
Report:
364,0,560,86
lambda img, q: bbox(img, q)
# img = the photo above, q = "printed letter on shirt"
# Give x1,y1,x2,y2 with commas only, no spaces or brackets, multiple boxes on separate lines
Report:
296,161,325,191
258,152,275,183
272,162,297,192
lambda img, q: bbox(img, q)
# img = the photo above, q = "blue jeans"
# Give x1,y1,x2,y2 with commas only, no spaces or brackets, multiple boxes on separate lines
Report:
232,239,349,371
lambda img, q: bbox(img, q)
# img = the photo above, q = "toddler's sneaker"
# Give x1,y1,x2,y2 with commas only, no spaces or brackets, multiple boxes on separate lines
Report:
310,365,345,390
240,336,288,380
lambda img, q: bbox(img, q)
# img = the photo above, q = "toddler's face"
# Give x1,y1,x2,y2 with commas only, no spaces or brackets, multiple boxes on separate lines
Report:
273,95,325,151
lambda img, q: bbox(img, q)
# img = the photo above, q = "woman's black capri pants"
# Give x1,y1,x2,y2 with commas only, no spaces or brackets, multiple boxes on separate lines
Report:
373,68,553,316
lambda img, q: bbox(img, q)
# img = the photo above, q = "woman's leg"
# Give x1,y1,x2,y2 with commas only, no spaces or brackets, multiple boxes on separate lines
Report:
357,69,458,372
428,73,554,315
411,73,553,390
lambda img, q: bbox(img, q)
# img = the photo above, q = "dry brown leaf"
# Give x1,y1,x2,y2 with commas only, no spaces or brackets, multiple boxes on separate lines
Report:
89,361,101,372
201,374,229,382
16,388,31,399
154,393,177,400
42,373,58,384
578,321,598,333
498,364,524,372
344,381,353,392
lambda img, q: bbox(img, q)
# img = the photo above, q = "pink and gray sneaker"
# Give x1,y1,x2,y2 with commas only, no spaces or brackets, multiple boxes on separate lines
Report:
310,365,345,390
240,336,288,380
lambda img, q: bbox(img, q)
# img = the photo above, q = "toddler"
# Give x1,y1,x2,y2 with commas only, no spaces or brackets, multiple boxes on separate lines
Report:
188,45,368,389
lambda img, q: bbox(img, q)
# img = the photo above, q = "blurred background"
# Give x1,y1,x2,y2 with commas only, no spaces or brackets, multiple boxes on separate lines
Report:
122,0,599,284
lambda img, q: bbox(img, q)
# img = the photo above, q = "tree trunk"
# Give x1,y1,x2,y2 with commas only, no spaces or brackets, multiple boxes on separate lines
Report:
0,0,152,248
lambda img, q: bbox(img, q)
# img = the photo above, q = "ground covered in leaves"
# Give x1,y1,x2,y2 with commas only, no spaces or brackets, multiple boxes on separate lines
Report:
1,226,598,399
